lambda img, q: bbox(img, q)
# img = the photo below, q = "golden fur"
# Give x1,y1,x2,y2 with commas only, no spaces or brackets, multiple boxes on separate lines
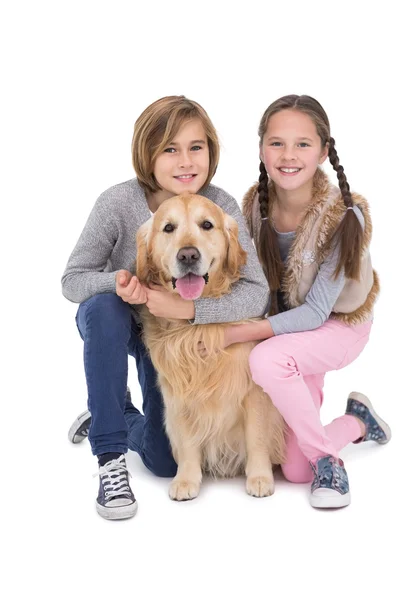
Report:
136,193,285,501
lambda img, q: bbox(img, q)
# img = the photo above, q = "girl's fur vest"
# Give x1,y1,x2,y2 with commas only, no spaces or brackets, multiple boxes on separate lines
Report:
242,168,379,325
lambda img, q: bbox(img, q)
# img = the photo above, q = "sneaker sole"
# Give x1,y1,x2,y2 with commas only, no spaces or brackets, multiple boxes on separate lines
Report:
96,500,138,520
348,391,392,444
68,410,91,444
310,490,351,509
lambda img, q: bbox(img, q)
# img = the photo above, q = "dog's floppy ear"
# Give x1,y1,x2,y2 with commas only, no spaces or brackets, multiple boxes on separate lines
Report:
224,213,247,279
135,218,153,282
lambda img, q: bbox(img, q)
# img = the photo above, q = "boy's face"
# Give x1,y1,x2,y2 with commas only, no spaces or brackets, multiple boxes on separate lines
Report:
152,119,210,203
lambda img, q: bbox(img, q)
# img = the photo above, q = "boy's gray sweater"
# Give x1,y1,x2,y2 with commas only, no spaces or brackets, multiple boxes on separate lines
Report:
61,179,269,325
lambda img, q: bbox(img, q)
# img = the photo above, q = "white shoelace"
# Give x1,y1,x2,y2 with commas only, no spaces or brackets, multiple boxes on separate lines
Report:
93,456,133,499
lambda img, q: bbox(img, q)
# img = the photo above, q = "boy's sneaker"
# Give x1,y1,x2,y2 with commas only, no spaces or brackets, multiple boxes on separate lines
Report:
68,410,91,444
95,454,138,520
68,387,132,444
310,455,350,509
346,391,392,444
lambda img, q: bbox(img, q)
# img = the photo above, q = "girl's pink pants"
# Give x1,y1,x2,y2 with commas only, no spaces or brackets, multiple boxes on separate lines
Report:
249,319,372,483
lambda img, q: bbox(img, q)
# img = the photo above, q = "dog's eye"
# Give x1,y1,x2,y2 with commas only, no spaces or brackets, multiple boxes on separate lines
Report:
201,221,213,230
163,223,175,233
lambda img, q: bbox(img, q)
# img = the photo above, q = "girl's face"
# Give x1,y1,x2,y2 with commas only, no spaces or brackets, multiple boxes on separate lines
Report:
260,109,328,193
152,119,210,201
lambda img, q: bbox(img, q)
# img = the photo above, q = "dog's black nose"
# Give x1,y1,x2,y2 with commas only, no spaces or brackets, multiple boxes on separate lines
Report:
177,246,200,266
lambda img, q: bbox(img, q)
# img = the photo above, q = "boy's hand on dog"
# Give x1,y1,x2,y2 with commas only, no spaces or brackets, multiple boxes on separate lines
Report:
116,270,147,304
144,283,195,319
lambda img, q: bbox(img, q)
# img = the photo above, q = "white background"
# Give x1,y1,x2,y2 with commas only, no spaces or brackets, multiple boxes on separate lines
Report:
2,1,399,598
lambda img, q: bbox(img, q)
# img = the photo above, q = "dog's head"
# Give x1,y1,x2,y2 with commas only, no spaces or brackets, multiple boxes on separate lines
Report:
136,194,247,300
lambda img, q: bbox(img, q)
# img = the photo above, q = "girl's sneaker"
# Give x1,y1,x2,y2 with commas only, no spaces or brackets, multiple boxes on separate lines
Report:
309,455,350,509
95,454,138,520
346,391,392,444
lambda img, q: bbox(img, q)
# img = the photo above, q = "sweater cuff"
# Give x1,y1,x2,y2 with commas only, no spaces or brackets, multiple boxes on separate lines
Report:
191,297,221,325
97,272,118,294
265,314,280,336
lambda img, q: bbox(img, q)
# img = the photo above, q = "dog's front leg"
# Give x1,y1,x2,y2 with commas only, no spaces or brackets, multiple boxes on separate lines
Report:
169,464,202,502
168,440,202,501
244,390,275,497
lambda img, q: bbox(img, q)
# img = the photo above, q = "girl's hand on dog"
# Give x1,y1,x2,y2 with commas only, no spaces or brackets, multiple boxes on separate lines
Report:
223,320,275,347
144,283,195,319
116,270,147,304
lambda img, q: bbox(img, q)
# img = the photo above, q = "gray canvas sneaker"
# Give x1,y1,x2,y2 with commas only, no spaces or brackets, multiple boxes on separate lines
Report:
68,409,91,444
95,454,138,520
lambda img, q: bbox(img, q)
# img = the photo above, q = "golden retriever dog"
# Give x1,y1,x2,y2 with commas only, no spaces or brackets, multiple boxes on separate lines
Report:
136,193,285,501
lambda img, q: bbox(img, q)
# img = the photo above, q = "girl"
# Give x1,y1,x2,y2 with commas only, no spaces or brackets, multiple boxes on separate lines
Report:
62,95,268,520
223,95,391,509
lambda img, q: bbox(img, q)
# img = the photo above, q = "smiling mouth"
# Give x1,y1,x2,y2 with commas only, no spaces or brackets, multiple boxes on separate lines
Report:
278,167,301,174
174,174,197,180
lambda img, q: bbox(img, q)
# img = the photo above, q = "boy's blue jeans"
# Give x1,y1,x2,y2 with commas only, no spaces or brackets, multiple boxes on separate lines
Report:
75,293,177,477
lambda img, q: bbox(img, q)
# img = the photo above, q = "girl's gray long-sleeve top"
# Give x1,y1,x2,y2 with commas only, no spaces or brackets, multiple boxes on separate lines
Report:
268,206,365,334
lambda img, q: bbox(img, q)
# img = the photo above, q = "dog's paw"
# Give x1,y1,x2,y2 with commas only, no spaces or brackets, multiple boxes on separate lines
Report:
246,476,275,498
169,479,200,501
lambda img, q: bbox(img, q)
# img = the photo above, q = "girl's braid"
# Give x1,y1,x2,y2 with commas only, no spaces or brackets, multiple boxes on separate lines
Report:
327,137,362,279
328,137,353,207
258,160,269,218
257,161,282,315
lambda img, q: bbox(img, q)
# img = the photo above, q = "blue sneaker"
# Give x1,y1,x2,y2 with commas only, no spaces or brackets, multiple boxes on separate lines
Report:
310,455,350,508
346,391,392,444
95,454,138,520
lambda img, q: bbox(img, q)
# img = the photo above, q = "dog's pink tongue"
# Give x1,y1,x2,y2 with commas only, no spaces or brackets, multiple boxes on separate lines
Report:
175,274,205,300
